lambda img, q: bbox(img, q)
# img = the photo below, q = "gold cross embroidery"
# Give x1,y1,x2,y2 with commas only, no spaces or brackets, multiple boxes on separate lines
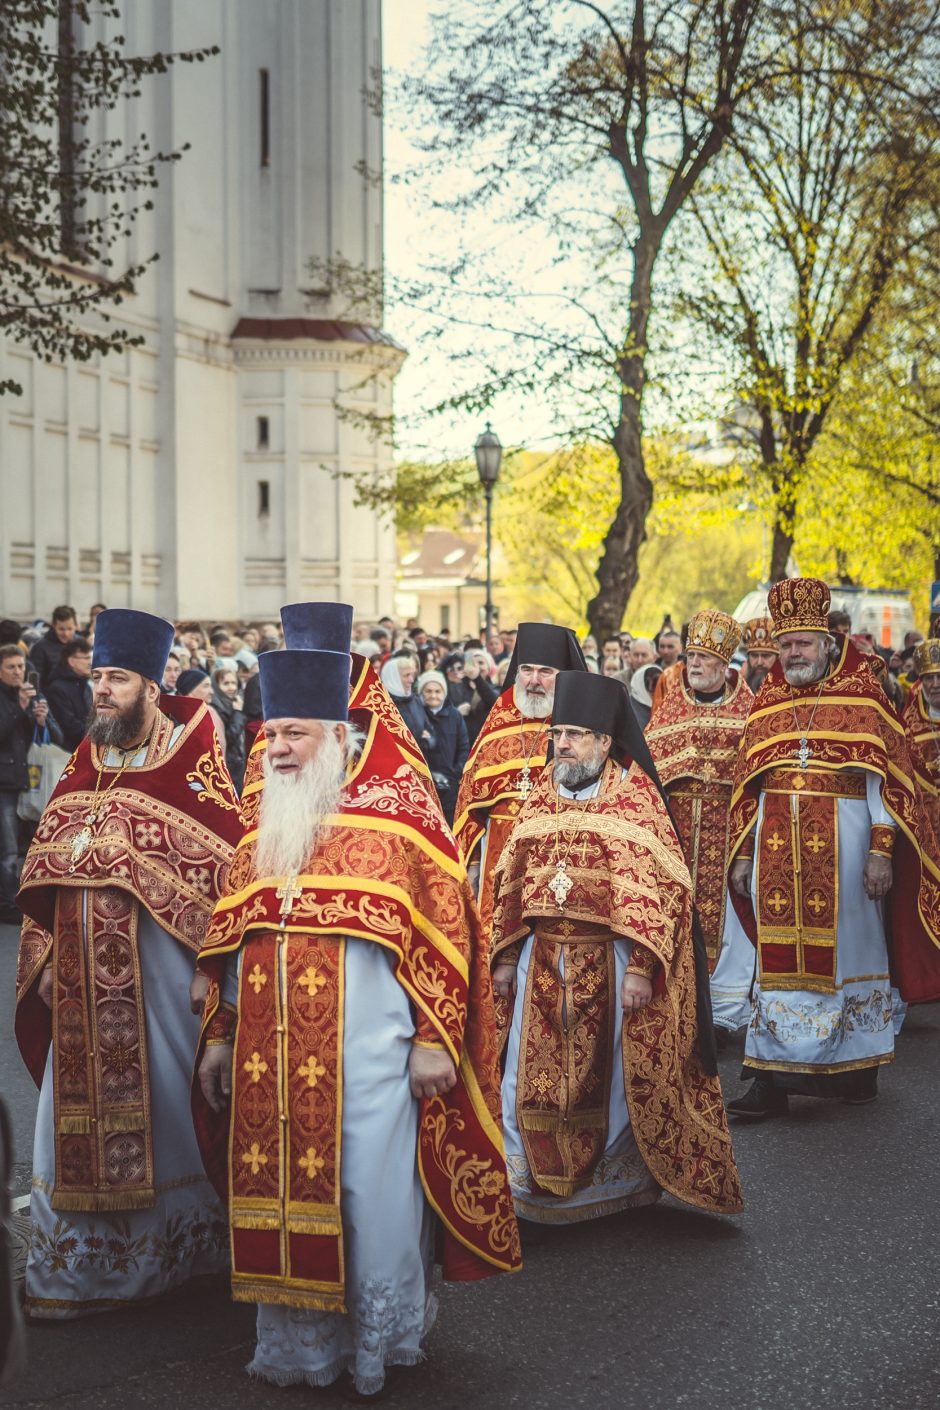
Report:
805,826,827,854
806,891,827,916
298,966,326,997
766,831,786,852
573,834,594,868
298,1055,326,1087
299,1147,325,1179
241,1142,268,1175
276,875,303,922
767,889,788,915
243,1051,268,1083
248,963,267,994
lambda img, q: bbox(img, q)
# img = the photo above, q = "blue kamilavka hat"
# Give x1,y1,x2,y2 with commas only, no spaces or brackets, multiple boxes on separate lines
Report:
280,602,354,653
259,649,350,722
91,609,174,682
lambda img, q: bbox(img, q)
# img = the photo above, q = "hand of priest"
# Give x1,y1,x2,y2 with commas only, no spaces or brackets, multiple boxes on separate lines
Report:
38,966,53,1009
198,1044,233,1112
492,964,517,1000
467,862,481,894
863,852,893,902
189,971,210,1015
729,857,753,902
621,973,653,1012
409,1045,457,1101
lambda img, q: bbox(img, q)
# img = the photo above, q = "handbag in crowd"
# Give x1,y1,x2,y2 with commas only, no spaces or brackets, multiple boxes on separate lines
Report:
16,723,70,823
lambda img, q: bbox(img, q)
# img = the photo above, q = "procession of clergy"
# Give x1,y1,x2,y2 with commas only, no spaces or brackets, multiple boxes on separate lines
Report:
12,578,940,1398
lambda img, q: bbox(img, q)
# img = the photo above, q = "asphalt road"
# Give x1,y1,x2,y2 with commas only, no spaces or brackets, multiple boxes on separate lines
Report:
3,920,939,1410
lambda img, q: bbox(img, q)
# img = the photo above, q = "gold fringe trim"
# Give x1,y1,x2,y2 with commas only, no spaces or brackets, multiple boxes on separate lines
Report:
102,1111,146,1134
744,1052,895,1075
285,1215,343,1236
56,1115,91,1135
231,1213,282,1231
520,1108,607,1132
231,1281,347,1315
51,1187,157,1212
512,1187,661,1225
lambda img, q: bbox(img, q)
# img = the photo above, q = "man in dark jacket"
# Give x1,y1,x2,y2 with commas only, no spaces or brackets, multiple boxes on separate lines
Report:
0,646,63,923
44,637,93,752
28,605,79,691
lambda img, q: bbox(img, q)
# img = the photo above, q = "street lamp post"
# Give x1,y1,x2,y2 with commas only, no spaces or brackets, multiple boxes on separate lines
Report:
474,422,502,645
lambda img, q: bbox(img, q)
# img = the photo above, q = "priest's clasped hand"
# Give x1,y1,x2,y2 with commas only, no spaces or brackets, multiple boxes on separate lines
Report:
729,857,752,901
198,1044,233,1112
621,973,653,1012
863,853,893,902
409,1045,457,1100
492,963,517,1000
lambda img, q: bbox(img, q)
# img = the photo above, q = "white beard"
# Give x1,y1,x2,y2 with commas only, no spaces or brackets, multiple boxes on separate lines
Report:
256,734,346,879
515,683,554,719
783,660,827,687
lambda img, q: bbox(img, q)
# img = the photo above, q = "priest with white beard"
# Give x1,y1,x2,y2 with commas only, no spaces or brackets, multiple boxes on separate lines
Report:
192,647,520,1399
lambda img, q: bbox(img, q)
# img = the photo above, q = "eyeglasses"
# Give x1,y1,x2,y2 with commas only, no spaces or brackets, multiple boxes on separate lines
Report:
547,726,596,742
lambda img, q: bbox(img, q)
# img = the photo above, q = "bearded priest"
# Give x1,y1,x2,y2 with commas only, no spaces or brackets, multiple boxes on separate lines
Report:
193,648,520,1399
453,622,587,948
14,609,243,1318
741,616,778,695
490,671,743,1223
727,578,940,1119
646,610,755,1035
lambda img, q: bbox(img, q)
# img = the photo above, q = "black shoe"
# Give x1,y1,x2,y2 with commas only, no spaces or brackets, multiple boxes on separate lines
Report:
843,1068,879,1105
726,1079,789,1120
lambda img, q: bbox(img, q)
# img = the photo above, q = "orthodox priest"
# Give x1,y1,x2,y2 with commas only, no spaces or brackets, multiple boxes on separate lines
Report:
903,640,940,845
741,616,778,694
646,610,755,1034
490,672,743,1223
14,609,243,1318
727,579,940,1119
193,648,520,1398
453,622,587,945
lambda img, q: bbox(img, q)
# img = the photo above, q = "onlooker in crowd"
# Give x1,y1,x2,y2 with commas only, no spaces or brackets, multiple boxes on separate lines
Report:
241,626,260,652
461,649,500,746
162,651,182,694
657,631,682,666
602,654,624,678
629,663,662,729
370,626,392,659
417,669,469,824
496,658,511,687
211,667,246,791
176,668,227,755
418,643,441,673
828,609,852,637
441,651,467,708
209,628,234,666
628,636,657,675
85,602,107,637
601,636,623,670
0,646,63,923
28,605,79,690
0,622,23,650
380,650,434,749
235,648,259,689
177,622,209,672
45,637,93,752
496,628,516,662
487,631,503,660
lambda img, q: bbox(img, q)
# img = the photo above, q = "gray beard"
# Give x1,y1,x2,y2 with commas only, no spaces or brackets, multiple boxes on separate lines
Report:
515,684,553,719
554,742,606,792
783,661,827,687
745,665,771,692
86,688,148,749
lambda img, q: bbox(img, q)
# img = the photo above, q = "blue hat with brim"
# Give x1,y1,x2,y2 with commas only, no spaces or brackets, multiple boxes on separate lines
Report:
280,602,354,653
91,609,174,682
259,649,350,722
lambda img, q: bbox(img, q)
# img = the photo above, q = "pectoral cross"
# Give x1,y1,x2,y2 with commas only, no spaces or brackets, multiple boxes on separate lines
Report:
518,766,533,800
276,875,303,929
549,860,573,908
797,736,811,770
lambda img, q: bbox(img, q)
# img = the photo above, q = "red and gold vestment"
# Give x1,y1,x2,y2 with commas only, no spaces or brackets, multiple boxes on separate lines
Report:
903,687,940,846
646,669,753,966
15,697,243,1212
453,687,549,944
490,758,743,1216
729,639,940,1002
193,719,522,1313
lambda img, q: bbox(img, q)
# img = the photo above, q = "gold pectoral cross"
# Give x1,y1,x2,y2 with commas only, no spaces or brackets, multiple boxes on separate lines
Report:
276,875,303,928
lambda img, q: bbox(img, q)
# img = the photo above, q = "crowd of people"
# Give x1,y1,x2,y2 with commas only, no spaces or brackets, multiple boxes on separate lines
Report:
2,586,939,1399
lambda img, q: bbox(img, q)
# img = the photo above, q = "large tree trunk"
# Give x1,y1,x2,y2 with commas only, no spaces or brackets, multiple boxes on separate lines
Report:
587,237,655,639
768,515,793,582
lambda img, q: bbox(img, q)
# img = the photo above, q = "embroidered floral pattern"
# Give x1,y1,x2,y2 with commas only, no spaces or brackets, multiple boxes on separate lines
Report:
30,1205,227,1277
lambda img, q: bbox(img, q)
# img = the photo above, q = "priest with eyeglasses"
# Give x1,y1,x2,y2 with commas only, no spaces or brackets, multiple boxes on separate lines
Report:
489,671,742,1225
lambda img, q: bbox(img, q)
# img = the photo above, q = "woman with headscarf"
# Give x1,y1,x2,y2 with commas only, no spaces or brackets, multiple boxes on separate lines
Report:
380,651,436,755
629,663,662,730
417,670,469,824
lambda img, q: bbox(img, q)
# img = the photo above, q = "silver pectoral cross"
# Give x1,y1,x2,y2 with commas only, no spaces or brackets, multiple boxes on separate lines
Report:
797,736,812,770
549,860,573,908
276,875,303,928
518,766,533,800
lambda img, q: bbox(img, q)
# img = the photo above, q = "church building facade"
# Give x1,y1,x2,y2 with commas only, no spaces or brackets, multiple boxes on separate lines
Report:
0,0,400,623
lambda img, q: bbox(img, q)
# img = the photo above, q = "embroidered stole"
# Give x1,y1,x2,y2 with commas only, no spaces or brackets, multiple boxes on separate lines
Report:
51,887,154,1211
516,920,616,1196
667,784,732,969
755,768,865,994
229,932,346,1311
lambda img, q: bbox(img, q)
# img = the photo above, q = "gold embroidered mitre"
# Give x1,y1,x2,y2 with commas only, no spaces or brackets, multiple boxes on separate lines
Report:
742,616,778,655
768,577,830,638
686,609,742,664
913,639,940,677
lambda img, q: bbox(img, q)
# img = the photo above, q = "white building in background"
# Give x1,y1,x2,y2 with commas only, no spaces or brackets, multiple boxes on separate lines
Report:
0,0,401,624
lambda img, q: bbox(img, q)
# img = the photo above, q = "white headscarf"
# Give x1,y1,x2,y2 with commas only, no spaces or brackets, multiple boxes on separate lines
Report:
630,665,659,708
380,657,412,697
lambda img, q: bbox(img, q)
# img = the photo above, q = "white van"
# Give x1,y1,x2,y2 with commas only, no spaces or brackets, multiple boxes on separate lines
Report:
731,584,916,652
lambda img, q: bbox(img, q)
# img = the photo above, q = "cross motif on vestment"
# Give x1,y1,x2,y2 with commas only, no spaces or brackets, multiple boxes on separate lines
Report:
767,889,787,915
805,826,827,854
243,1051,268,1083
276,875,303,923
806,891,827,916
766,831,786,853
